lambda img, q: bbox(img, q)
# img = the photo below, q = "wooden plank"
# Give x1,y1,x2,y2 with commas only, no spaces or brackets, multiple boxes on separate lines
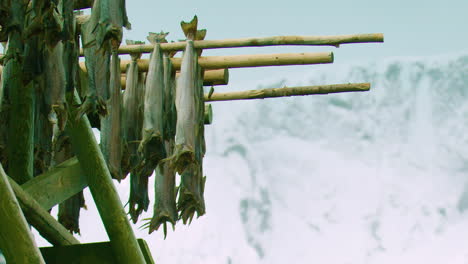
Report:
8,176,81,246
0,164,46,263
66,91,146,264
22,157,86,211
40,239,154,264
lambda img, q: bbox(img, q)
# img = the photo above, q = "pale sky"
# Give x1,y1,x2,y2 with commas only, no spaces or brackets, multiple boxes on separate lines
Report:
123,0,468,89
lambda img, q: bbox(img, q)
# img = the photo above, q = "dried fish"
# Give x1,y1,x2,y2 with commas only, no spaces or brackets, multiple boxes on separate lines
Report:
44,41,67,131
54,132,86,234
148,52,178,236
100,46,123,180
33,82,53,177
89,0,131,48
137,32,168,178
122,40,144,177
175,17,208,224
77,19,110,117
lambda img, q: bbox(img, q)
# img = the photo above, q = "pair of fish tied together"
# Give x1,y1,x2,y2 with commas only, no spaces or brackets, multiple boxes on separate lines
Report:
127,16,207,238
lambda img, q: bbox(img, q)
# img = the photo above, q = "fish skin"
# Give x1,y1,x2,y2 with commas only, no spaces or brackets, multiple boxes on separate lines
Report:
128,171,150,223
77,20,110,118
121,40,144,178
44,41,68,132
137,33,167,179
100,49,123,180
148,54,178,236
177,24,206,224
33,82,53,177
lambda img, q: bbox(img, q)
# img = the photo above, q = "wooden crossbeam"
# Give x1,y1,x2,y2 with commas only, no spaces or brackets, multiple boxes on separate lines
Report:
21,157,86,211
205,83,371,101
40,239,154,264
76,31,384,55
8,176,81,246
117,52,333,71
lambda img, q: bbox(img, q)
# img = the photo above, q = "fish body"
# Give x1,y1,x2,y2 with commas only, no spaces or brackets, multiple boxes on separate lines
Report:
100,50,123,180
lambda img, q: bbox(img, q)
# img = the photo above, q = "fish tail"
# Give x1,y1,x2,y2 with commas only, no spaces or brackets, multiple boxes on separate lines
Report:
195,29,207,41
147,32,169,45
181,15,198,39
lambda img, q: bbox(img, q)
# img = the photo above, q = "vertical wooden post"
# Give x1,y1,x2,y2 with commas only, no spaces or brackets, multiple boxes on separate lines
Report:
66,92,146,264
0,165,45,264
4,0,35,184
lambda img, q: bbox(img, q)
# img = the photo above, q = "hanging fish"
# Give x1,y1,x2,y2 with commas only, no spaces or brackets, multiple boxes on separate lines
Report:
136,32,168,178
44,41,67,132
148,50,178,236
176,19,208,224
171,16,202,174
54,132,86,234
78,19,110,117
33,81,53,177
122,40,144,178
89,0,131,48
100,44,123,180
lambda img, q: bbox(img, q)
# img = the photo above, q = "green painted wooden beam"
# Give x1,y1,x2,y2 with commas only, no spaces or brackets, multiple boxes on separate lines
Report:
0,165,46,263
22,157,86,211
40,239,154,264
65,91,146,264
7,176,80,246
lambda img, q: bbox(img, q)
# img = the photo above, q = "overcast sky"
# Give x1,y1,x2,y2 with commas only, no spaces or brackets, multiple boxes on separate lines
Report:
123,0,468,89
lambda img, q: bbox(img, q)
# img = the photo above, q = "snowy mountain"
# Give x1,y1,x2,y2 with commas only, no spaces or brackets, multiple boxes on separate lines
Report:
34,52,468,264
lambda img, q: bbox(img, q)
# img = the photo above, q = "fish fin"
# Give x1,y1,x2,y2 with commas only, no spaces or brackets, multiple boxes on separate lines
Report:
181,15,198,39
195,29,207,41
147,32,169,44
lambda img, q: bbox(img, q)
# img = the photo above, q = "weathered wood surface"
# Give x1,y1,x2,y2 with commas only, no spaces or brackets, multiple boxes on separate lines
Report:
205,83,371,101
119,68,229,88
66,91,146,264
77,33,384,55
40,239,154,264
8,176,81,246
117,52,334,71
0,165,46,264
22,157,86,211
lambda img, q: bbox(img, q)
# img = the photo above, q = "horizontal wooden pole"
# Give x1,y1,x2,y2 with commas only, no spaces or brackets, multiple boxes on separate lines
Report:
205,83,370,101
21,157,86,211
116,52,333,71
119,68,229,88
78,33,384,55
8,177,81,246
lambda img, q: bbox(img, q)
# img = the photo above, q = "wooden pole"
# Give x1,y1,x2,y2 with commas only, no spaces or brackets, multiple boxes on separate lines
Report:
77,32,384,55
65,91,146,264
205,83,370,101
8,176,81,246
5,1,35,185
115,52,333,71
119,68,229,88
0,165,46,264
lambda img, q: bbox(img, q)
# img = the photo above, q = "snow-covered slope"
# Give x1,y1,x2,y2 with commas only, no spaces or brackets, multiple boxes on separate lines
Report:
35,52,468,263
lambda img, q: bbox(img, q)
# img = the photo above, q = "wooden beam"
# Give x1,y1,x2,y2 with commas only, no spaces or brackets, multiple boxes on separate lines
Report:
0,165,46,263
21,157,86,211
40,239,154,264
119,68,229,88
116,52,333,71
8,176,81,246
205,83,370,101
76,32,384,55
65,91,146,264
